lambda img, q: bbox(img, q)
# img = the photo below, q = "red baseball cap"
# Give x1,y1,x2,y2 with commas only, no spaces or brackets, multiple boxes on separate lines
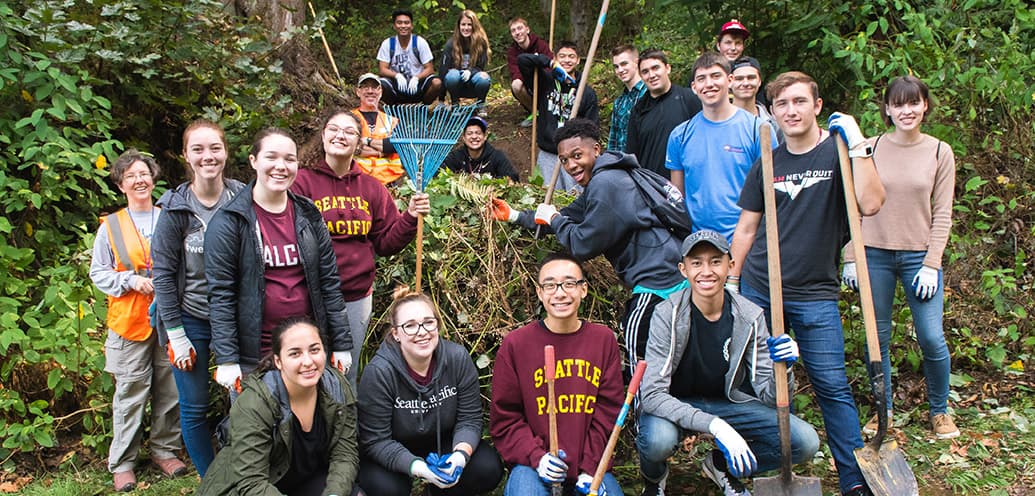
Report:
719,19,750,39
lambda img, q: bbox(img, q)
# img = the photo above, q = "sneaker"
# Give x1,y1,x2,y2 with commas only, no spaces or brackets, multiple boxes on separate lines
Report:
519,113,534,127
843,483,874,496
862,410,892,435
113,470,136,492
152,455,188,478
932,413,960,439
702,451,751,496
640,468,668,496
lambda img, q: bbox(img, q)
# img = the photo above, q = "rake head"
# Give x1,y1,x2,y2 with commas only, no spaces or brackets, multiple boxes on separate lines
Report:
383,103,478,191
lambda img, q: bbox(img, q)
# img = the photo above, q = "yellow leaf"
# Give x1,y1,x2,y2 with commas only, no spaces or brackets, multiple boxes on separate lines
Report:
95,155,107,169
20,89,32,103
24,222,33,237
996,175,1010,185
37,162,48,171
1008,360,1024,372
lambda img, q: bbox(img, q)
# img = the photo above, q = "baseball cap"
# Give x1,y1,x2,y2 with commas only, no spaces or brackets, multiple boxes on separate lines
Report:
466,116,488,131
681,230,730,257
731,56,761,73
357,73,380,86
719,19,750,39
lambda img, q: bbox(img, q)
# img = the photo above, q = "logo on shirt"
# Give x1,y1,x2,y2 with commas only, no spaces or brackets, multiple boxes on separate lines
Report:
394,385,458,415
773,170,833,200
264,244,299,267
723,145,747,154
722,337,731,363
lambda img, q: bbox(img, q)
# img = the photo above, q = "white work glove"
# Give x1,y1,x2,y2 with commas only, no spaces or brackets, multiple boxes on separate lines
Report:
331,351,352,375
406,76,420,95
536,449,568,484
708,417,757,478
215,363,242,392
827,112,871,158
724,276,740,294
766,334,799,365
534,203,559,226
912,266,940,300
395,73,408,92
460,69,472,82
410,459,452,489
440,450,469,479
841,262,858,290
165,326,196,371
575,472,606,496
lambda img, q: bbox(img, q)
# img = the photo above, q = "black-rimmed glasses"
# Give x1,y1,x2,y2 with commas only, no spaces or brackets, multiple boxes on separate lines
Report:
396,317,438,336
538,279,587,293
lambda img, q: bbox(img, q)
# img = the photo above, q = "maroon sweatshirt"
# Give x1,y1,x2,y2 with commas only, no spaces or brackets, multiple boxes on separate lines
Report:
291,160,417,301
506,32,553,82
489,320,623,479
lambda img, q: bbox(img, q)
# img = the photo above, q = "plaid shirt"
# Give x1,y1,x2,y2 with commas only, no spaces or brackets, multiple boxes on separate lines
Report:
607,79,647,151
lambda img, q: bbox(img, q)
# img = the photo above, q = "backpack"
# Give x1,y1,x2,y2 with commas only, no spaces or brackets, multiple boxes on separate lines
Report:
389,35,420,62
626,167,693,240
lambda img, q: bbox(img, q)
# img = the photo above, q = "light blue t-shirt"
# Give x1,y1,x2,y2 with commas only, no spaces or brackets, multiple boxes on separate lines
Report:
665,107,777,241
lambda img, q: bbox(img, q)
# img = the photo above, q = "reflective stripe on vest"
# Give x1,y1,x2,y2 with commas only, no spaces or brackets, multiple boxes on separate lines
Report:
353,109,404,184
103,208,154,341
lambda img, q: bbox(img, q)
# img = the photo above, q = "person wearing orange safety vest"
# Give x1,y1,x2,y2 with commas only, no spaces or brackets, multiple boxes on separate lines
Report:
89,150,186,492
353,72,405,185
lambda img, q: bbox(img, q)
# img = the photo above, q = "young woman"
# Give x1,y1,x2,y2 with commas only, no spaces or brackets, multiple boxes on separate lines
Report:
356,290,503,495
842,75,958,439
205,129,353,392
152,120,246,476
198,317,359,495
89,150,186,491
292,110,429,386
439,10,492,107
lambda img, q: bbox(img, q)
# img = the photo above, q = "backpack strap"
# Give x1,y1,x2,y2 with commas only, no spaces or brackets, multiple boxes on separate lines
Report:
389,36,396,60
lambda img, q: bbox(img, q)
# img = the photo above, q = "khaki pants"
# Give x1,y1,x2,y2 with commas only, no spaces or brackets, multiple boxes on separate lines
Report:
104,330,181,473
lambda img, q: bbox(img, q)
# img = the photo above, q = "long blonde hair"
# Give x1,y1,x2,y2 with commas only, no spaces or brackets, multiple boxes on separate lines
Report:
451,10,491,70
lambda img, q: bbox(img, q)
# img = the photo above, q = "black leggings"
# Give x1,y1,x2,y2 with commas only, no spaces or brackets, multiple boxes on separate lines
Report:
357,442,504,496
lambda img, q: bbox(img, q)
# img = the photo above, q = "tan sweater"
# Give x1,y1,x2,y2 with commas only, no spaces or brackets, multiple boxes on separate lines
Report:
845,133,955,268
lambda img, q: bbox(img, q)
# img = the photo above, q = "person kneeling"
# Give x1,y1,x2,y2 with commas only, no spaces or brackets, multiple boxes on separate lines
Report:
635,231,819,496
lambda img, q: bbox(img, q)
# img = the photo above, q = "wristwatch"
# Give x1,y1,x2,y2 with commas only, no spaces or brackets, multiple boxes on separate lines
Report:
848,143,873,159
365,137,372,147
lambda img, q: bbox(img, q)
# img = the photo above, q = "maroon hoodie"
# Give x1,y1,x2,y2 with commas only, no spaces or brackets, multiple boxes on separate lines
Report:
506,31,553,83
292,159,417,301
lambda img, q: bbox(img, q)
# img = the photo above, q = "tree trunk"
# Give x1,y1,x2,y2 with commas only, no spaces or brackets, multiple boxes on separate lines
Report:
570,0,591,53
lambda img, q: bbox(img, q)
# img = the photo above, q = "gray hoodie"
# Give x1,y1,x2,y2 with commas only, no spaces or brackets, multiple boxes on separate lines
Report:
639,287,791,432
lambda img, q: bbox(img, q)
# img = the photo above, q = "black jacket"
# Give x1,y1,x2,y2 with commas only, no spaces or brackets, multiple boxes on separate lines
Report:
442,142,519,181
517,53,599,154
438,38,489,77
204,183,352,368
625,85,701,176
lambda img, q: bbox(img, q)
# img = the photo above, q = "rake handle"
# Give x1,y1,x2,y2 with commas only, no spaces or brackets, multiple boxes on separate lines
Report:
415,214,424,290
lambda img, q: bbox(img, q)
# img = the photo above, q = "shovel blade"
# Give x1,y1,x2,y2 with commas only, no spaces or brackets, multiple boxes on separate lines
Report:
854,439,919,496
753,473,823,496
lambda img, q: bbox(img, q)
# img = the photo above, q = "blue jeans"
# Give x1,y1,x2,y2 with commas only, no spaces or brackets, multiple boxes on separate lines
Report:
444,69,491,103
636,398,819,480
865,247,950,414
503,465,623,496
172,313,214,476
741,283,866,494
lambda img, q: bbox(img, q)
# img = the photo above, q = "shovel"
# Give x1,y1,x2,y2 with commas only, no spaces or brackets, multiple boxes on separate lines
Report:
836,135,919,496
752,124,823,496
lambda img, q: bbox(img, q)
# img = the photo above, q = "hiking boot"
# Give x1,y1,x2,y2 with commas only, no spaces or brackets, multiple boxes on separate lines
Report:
152,455,188,478
702,451,751,496
931,413,960,439
640,468,667,496
113,470,136,492
519,113,534,128
862,410,892,435
843,483,873,496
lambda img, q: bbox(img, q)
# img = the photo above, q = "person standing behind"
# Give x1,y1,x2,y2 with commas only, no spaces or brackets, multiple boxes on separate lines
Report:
716,19,749,63
152,120,246,477
518,41,599,193
90,150,186,492
506,17,553,127
352,72,405,185
377,9,442,105
442,116,519,181
841,75,959,440
607,45,646,152
357,290,504,495
730,57,781,143
440,10,491,108
625,49,701,177
728,71,885,496
490,253,625,496
666,52,777,242
292,110,429,386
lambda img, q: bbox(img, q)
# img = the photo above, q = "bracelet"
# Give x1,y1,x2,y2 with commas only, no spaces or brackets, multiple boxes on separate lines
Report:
727,276,741,281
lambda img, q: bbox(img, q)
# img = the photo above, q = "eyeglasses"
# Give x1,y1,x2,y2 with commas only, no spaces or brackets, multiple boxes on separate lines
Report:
325,126,361,138
123,172,153,181
396,317,439,336
539,279,587,293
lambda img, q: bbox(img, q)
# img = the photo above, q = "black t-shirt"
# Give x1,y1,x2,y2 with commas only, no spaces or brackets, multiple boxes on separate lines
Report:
276,402,330,496
737,137,848,300
670,298,733,399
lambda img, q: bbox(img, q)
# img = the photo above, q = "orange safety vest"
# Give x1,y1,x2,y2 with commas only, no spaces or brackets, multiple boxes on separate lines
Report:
352,108,405,185
103,208,156,341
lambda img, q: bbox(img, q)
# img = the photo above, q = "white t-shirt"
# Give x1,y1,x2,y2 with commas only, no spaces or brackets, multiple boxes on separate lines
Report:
376,35,434,79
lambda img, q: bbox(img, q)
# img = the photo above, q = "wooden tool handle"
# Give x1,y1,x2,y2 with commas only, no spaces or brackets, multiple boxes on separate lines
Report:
544,345,558,455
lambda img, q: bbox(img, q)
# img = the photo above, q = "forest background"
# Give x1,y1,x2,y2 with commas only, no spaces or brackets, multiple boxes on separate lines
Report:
1,0,1033,494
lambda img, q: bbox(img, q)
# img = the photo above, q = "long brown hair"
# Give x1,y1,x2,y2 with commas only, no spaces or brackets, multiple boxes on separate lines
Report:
451,10,490,70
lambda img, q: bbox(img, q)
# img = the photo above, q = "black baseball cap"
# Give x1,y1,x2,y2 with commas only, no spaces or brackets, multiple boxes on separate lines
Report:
680,230,730,257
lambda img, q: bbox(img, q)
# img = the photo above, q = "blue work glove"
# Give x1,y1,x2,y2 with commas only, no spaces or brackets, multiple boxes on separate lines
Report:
536,449,568,484
827,112,871,158
551,64,576,85
708,418,757,478
575,472,607,496
841,262,858,291
912,266,941,301
411,458,454,489
766,334,799,365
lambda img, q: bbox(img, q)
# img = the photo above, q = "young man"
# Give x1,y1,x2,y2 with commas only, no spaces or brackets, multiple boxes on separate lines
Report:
490,119,686,383
376,9,442,105
728,71,885,496
665,52,777,242
730,57,780,142
490,252,625,496
352,72,404,184
518,42,599,193
636,230,819,496
625,49,701,177
716,19,749,63
442,116,519,181
506,17,553,127
607,45,646,152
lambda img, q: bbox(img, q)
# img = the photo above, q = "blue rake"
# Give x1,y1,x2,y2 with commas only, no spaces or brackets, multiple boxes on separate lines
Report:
383,103,478,290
